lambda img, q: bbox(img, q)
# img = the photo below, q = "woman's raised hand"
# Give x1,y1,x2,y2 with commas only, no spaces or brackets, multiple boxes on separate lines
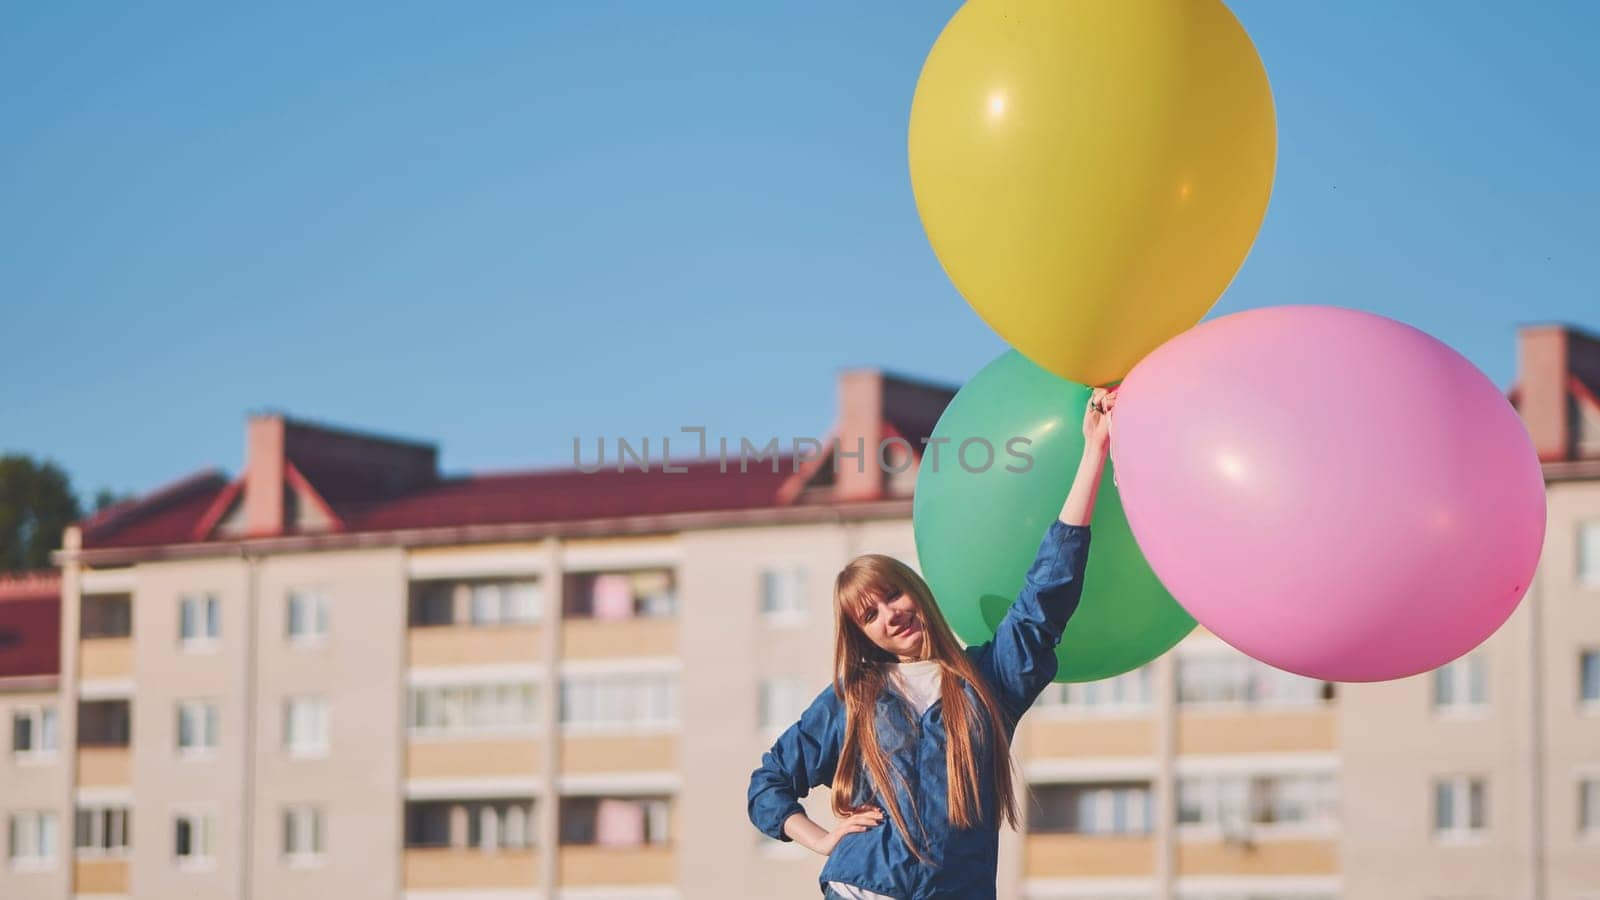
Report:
1083,387,1118,448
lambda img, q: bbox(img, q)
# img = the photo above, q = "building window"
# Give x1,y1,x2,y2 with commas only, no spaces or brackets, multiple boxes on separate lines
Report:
1031,782,1152,835
408,580,543,627
283,806,324,864
469,580,542,626
176,701,219,755
409,583,455,626
404,800,533,850
286,589,328,644
502,804,529,848
559,796,670,847
760,566,807,620
81,594,132,639
74,806,129,857
1582,651,1600,709
563,570,676,620
178,593,219,647
1177,654,1334,708
7,812,58,869
1036,667,1153,715
11,706,59,758
560,672,679,732
1580,778,1600,837
1580,521,1600,586
284,697,329,757
409,682,539,738
174,813,212,865
1176,772,1339,836
758,678,809,731
405,802,451,848
77,700,131,747
1433,652,1488,713
1434,777,1487,839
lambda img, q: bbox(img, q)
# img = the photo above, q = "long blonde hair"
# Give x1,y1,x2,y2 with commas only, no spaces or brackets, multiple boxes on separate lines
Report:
831,554,1020,861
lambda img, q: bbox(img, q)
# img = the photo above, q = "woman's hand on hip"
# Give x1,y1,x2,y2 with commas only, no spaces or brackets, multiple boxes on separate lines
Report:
814,808,885,856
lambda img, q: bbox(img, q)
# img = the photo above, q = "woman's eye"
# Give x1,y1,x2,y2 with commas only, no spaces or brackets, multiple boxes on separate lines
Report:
862,608,877,623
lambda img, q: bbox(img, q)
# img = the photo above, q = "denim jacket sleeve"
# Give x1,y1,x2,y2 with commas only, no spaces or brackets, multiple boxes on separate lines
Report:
970,520,1091,721
747,685,844,841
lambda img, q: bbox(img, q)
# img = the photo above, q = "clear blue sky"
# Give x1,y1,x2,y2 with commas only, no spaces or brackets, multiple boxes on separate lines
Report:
2,1,1596,503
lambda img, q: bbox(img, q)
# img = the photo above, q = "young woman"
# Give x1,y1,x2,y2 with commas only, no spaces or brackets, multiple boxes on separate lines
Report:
747,388,1115,900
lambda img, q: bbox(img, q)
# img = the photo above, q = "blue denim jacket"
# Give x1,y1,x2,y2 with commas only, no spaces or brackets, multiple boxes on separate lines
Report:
747,521,1091,899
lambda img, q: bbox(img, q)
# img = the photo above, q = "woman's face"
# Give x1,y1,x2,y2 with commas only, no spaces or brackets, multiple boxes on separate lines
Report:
854,584,925,661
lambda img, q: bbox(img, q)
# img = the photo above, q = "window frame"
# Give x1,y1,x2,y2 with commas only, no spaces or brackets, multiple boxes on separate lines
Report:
284,696,330,758
74,805,130,858
1035,667,1154,718
177,593,220,650
7,811,59,870
1175,771,1339,840
1581,649,1600,711
1432,651,1489,717
286,588,330,646
175,700,220,758
759,565,808,625
282,805,326,867
407,680,540,740
559,671,680,735
11,705,60,760
173,810,214,869
1433,776,1488,842
1578,520,1600,587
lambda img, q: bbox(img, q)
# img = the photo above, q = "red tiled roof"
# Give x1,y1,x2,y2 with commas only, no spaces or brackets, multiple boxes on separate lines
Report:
74,371,960,553
81,471,232,550
0,573,60,680
81,457,804,549
346,457,799,532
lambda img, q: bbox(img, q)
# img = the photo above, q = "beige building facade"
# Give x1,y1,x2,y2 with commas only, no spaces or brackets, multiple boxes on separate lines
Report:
1,327,1596,899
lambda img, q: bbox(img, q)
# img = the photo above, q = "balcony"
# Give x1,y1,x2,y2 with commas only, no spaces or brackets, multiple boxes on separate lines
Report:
408,579,544,667
1177,837,1339,875
558,795,674,886
404,798,536,888
560,734,677,775
79,639,133,681
1023,834,1155,878
1024,717,1156,758
1025,780,1154,878
80,593,134,681
407,625,542,668
76,747,131,787
403,848,538,889
1177,707,1337,755
560,617,677,660
560,570,677,660
77,699,131,788
407,738,543,780
74,859,129,893
558,845,675,886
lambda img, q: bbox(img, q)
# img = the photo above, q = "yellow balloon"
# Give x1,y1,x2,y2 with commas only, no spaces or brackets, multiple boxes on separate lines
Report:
909,0,1277,386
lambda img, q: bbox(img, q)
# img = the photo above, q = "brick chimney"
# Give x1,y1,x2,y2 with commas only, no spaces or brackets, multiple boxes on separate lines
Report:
835,369,885,501
240,413,440,537
244,414,288,537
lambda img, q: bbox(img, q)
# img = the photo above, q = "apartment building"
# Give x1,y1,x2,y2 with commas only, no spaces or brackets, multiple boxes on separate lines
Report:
0,327,1595,899
0,572,70,898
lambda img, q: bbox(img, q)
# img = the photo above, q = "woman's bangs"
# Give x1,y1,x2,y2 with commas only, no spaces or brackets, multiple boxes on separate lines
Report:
838,572,900,625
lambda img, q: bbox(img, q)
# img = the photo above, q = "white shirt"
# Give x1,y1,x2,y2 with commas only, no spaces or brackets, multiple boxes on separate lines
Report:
828,660,944,900
885,659,942,716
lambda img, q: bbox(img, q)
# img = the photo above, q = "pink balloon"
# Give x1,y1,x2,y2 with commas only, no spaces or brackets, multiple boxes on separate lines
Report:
1111,306,1546,682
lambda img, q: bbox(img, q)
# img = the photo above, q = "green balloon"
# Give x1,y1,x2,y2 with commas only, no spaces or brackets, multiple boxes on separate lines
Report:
913,350,1193,682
